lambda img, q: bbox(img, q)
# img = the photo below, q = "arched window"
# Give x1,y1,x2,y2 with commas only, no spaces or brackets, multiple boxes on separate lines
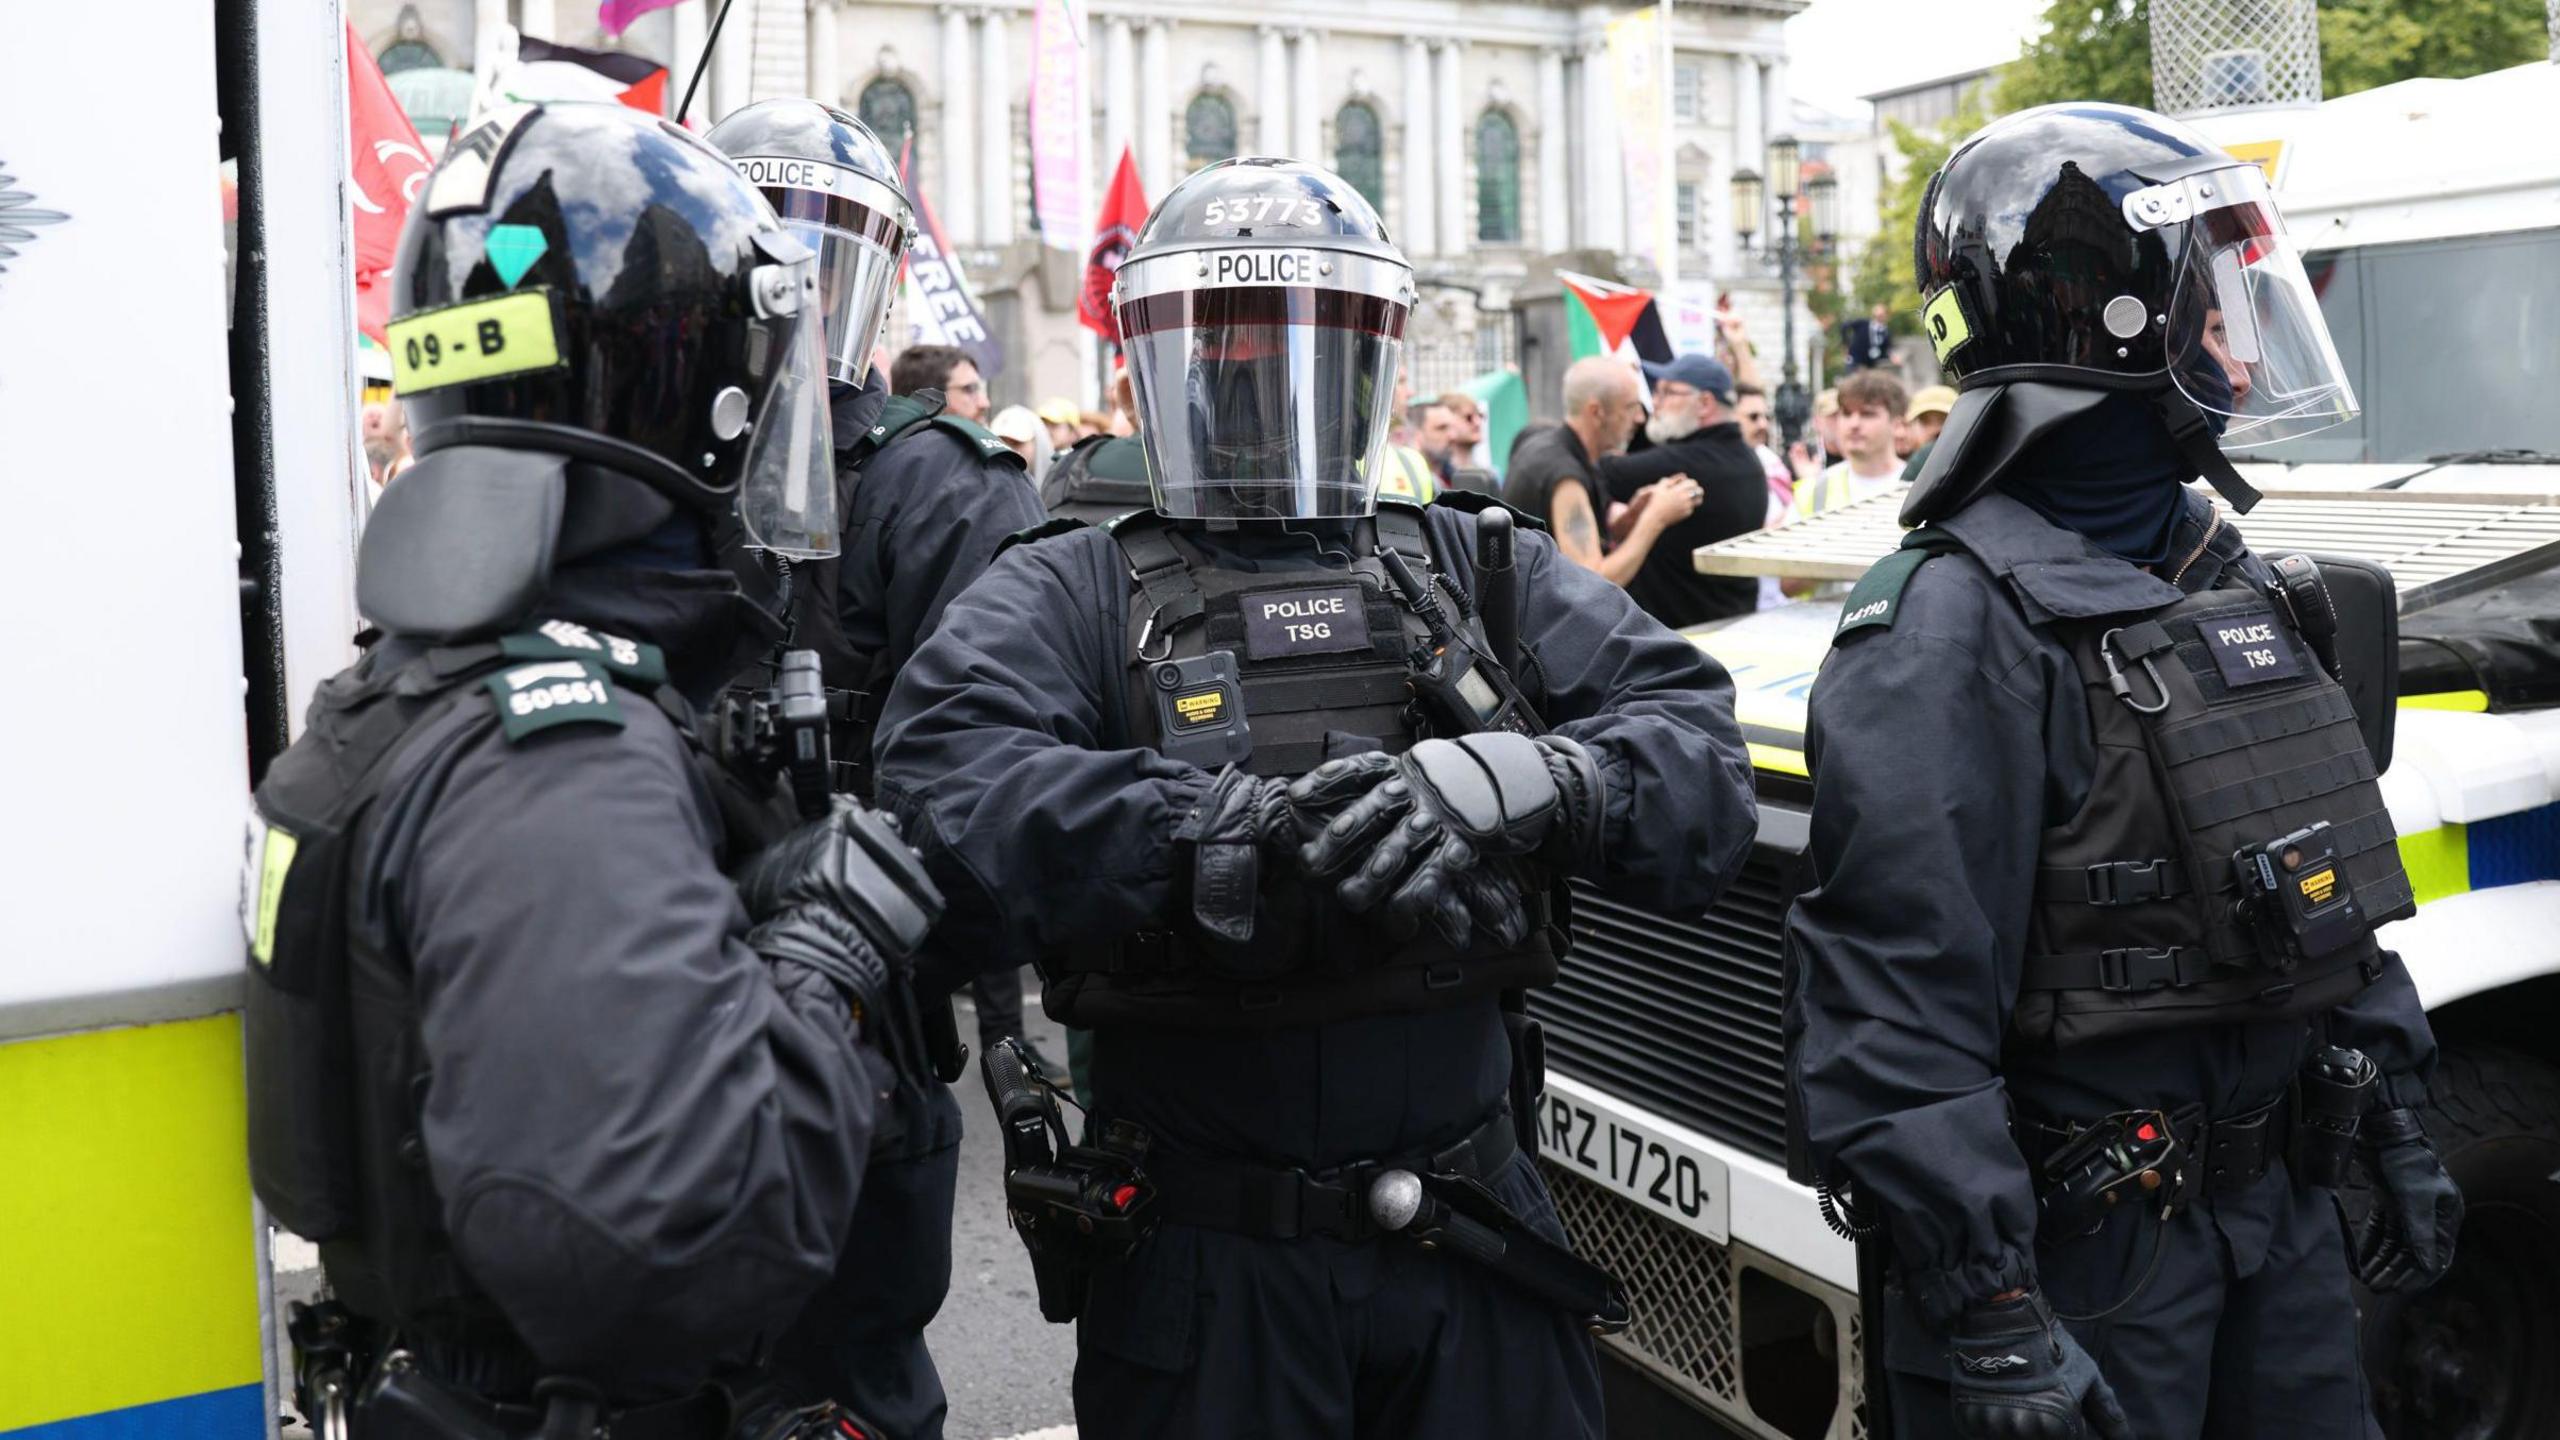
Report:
376,4,441,74
1185,93,1238,168
859,78,917,164
1475,110,1521,244
1334,102,1384,212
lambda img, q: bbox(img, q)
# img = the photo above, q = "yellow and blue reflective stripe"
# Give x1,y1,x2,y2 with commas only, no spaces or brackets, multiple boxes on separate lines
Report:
0,1015,264,1438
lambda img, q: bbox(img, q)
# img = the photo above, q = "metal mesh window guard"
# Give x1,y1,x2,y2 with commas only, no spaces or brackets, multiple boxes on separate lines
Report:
2150,0,2325,115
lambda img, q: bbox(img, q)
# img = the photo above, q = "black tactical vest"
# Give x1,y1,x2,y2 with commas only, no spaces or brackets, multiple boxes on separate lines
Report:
242,622,712,1341
1040,434,1154,527
1038,501,1563,1029
1997,550,2415,1047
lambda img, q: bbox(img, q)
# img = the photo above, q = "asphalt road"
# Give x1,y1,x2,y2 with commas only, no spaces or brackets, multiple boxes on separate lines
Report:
270,990,1080,1440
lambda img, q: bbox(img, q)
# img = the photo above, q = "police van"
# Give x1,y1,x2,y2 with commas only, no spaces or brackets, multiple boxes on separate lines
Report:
1532,59,2560,1440
0,5,369,1436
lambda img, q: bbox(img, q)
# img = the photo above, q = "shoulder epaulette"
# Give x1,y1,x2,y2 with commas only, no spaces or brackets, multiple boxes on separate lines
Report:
923,411,1026,469
1833,529,1964,643
494,618,669,684
483,656,625,741
996,515,1091,556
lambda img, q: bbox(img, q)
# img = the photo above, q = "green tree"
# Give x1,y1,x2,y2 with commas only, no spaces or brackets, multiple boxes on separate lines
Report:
1997,0,2154,113
2318,0,2548,97
1848,98,1989,359
1994,0,2545,115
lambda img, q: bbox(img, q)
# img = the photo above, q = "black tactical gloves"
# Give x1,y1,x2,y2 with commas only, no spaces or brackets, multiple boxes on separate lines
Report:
1174,766,1307,946
1948,1290,2132,1440
2353,1106,2464,1291
736,802,945,1032
1296,732,1605,950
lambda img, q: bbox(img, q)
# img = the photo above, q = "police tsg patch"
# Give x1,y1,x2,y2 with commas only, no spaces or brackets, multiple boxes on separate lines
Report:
484,658,624,740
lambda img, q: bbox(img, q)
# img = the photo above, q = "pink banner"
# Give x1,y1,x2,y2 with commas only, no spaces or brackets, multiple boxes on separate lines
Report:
1027,0,1090,249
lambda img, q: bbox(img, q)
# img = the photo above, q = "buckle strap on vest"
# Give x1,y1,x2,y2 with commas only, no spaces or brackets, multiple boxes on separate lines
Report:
2111,619,2176,662
2037,858,2186,907
1112,523,1207,647
2022,944,2213,993
1142,1106,1517,1241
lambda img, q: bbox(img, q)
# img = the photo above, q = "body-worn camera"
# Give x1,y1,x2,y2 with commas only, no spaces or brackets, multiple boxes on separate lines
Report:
2232,821,2367,968
712,648,834,820
981,1038,1156,1323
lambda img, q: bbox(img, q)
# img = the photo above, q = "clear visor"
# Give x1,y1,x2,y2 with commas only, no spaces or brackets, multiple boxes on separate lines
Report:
736,256,840,559
2151,165,2358,448
763,187,909,386
1119,286,1408,521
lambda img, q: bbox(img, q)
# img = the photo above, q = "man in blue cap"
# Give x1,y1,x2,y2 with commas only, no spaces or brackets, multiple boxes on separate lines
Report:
1600,352,1771,627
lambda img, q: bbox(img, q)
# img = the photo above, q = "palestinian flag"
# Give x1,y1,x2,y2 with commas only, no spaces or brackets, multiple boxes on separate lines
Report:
505,36,668,115
1559,270,1672,366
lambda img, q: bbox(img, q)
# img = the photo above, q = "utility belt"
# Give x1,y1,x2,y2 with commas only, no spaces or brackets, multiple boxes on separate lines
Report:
289,1303,875,1440
2013,1045,2378,1236
978,1038,1624,1334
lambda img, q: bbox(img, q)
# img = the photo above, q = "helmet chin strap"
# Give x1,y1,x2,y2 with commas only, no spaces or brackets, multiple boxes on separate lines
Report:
2146,388,2262,513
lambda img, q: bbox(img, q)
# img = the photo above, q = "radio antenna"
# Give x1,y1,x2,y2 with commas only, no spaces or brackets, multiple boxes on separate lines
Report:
676,0,741,125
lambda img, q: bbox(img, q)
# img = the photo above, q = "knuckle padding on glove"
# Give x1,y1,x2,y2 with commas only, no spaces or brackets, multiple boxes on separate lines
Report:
1406,734,1560,841
752,904,890,1016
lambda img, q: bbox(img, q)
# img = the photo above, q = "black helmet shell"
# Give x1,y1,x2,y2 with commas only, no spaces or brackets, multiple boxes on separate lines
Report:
1916,102,2232,388
392,102,804,511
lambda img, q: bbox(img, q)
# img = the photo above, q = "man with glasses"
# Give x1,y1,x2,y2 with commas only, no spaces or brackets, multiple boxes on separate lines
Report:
891,343,990,423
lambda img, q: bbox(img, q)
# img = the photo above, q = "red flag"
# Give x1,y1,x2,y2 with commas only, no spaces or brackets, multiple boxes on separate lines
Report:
1079,146,1149,343
598,0,684,37
346,21,431,345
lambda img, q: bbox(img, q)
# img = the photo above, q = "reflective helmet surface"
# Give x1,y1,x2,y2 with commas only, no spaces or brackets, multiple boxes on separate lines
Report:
1915,102,2354,449
1113,157,1415,521
706,98,913,386
391,102,836,555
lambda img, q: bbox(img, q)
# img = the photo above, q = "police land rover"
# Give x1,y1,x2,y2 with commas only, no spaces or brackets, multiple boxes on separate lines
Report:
1530,57,2560,1440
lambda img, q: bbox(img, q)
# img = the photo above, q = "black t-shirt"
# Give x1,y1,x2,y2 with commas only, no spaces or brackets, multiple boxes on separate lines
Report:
1500,423,1598,540
1596,420,1767,628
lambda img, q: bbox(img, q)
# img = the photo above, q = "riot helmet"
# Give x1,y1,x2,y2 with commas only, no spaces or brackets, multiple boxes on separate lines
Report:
705,98,913,387
387,102,837,565
1903,102,2355,523
1112,158,1415,521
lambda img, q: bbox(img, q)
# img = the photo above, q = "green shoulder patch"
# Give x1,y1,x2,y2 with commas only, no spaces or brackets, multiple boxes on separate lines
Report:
498,620,669,684
484,658,625,741
927,413,1026,468
1834,544,1941,642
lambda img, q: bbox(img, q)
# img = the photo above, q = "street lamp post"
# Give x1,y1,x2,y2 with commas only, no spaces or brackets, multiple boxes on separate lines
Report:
1731,134,1833,449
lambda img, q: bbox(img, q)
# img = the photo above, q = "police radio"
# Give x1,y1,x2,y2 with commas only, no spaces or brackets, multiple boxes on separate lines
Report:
712,648,835,820
1377,547,1541,739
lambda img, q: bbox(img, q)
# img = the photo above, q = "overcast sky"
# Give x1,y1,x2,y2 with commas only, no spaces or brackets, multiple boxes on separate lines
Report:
1782,0,2054,119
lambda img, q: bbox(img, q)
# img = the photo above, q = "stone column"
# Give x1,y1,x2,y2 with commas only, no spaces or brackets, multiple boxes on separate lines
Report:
1292,30,1322,163
1103,16,1135,175
1763,56,1786,156
980,7,1012,239
806,0,839,108
1580,43,1624,254
516,0,554,41
1434,41,1464,249
1401,37,1437,257
1139,20,1171,190
668,0,706,117
940,6,978,241
1537,47,1567,255
1735,55,1763,180
1258,27,1289,155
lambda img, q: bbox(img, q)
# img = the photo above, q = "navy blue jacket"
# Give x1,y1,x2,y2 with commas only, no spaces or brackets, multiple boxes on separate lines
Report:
874,505,1759,1164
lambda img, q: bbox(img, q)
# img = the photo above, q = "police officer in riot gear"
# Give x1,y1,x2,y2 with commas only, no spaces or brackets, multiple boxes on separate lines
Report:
242,102,941,1437
704,98,1047,1440
1785,103,2462,1439
874,158,1758,1436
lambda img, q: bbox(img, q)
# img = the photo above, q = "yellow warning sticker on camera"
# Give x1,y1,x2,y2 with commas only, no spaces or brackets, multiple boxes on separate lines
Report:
1174,689,1227,727
1923,289,1972,364
387,289,564,395
2299,866,2337,905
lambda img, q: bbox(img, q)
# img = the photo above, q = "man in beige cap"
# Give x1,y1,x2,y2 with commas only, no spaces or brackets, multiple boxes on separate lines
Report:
1900,383,1957,481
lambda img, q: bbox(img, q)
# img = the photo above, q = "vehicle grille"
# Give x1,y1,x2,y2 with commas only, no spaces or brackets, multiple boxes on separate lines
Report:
1536,847,1802,1167
1544,1162,1867,1440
